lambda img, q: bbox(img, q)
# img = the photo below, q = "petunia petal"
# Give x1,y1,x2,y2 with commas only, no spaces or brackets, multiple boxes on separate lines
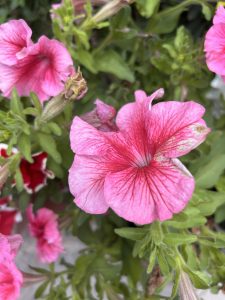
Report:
0,19,32,66
70,117,112,155
147,101,210,158
116,89,164,131
104,157,194,225
69,155,109,214
204,23,225,76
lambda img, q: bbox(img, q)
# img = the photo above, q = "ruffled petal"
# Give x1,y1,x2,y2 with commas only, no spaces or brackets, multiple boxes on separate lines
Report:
213,6,225,25
116,89,164,131
104,157,194,225
147,101,210,157
70,117,112,155
69,155,109,214
205,24,225,75
0,19,32,66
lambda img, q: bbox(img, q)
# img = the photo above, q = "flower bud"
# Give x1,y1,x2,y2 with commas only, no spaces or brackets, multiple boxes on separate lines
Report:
92,0,134,23
38,69,87,124
0,163,10,189
22,272,48,286
179,271,199,300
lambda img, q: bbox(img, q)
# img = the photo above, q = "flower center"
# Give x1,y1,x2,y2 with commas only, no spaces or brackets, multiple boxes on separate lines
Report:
134,152,152,168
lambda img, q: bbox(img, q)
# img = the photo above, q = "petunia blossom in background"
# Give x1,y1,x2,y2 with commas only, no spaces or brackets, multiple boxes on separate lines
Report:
69,89,210,225
0,19,74,102
0,196,21,235
0,144,54,194
27,205,64,263
204,5,225,81
0,234,23,300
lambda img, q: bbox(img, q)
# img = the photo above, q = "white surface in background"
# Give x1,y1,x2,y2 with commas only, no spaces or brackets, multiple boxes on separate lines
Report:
17,230,225,300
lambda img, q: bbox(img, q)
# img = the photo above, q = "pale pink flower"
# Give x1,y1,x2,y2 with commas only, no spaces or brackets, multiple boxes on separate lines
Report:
81,99,117,131
27,205,64,263
204,6,225,78
0,20,73,102
69,89,210,224
0,234,23,300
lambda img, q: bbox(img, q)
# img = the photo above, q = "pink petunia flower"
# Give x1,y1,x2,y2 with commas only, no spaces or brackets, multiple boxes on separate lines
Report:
69,89,210,225
0,234,23,300
27,205,64,263
204,6,225,79
0,144,54,194
81,99,117,132
0,20,73,102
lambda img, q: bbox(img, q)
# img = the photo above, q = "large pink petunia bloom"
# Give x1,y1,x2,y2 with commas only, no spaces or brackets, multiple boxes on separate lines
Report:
69,89,210,225
204,6,225,79
0,234,23,300
27,205,64,263
0,20,73,102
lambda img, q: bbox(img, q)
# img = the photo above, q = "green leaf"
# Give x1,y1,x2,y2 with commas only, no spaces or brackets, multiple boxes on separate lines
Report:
183,268,210,289
94,50,135,82
37,133,62,163
164,233,197,246
73,27,90,49
10,88,24,117
158,249,170,275
115,227,148,241
171,268,180,299
74,49,97,73
48,122,62,136
195,154,225,188
35,281,49,299
135,0,160,18
192,189,225,216
215,204,225,223
147,246,156,274
23,107,39,117
147,0,212,34
15,169,24,192
18,193,30,212
30,92,42,115
151,221,163,245
17,133,33,163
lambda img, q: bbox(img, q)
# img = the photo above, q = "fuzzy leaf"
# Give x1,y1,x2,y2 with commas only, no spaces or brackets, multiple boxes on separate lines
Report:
94,50,135,82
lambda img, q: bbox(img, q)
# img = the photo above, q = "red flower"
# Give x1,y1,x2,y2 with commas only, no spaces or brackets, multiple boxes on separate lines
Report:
0,196,21,235
20,152,54,194
0,144,54,194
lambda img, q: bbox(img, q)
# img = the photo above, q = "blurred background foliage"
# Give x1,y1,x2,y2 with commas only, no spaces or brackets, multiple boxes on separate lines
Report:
1,0,225,299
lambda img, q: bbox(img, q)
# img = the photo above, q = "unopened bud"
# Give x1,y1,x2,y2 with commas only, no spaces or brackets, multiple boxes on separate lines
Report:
37,69,87,125
22,272,48,286
92,0,134,23
0,163,10,189
179,272,199,300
